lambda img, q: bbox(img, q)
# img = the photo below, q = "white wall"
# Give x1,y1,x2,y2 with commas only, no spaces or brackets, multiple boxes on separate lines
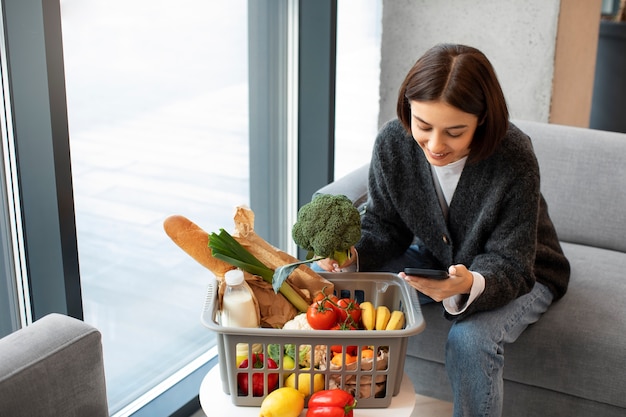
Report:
378,0,602,127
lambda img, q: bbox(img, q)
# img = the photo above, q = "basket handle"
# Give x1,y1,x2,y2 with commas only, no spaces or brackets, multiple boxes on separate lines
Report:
405,282,425,332
200,276,219,330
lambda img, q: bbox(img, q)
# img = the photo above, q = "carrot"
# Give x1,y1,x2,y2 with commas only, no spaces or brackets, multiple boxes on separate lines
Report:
331,353,357,367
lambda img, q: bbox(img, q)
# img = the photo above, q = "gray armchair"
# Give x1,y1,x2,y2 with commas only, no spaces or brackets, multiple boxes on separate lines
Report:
315,120,626,416
0,313,108,416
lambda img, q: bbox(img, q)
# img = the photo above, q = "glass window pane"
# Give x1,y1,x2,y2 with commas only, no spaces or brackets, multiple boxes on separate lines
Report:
61,0,248,412
334,0,382,179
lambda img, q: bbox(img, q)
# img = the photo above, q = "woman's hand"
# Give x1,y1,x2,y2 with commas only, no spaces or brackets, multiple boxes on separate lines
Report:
399,264,473,301
315,247,358,272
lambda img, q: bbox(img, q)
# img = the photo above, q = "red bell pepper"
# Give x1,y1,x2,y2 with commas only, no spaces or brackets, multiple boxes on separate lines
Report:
330,344,358,356
306,389,357,417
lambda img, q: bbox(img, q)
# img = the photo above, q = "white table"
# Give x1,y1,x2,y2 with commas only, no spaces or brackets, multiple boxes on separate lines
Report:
199,365,416,416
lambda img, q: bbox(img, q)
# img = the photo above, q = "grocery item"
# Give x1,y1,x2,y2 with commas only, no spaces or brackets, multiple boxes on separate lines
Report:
359,302,375,330
163,207,334,328
385,310,405,330
306,389,357,417
284,369,325,396
221,269,259,328
201,271,424,407
374,306,391,330
325,347,389,399
259,386,305,417
237,353,278,397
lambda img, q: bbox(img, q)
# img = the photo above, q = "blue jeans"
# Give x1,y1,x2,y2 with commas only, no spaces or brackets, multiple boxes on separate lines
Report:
445,281,552,416
378,245,554,417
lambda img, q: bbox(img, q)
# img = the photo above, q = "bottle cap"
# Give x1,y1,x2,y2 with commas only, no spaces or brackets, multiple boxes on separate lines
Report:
225,269,245,286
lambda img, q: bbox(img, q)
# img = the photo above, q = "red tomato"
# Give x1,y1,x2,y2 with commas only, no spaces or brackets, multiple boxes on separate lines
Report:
330,322,357,331
336,298,361,326
236,353,278,397
307,300,338,330
314,291,339,304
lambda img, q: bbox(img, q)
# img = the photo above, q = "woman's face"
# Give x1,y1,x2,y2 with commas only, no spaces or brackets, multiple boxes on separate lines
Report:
409,100,478,166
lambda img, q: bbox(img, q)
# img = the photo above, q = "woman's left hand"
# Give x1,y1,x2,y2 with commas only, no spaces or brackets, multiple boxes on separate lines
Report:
399,264,473,302
315,247,358,272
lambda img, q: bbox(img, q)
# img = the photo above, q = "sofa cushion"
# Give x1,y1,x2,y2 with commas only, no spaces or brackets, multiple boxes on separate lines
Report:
515,120,626,254
407,241,626,408
506,242,626,407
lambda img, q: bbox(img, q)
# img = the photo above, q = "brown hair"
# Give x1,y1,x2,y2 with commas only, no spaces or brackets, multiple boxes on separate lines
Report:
397,44,509,163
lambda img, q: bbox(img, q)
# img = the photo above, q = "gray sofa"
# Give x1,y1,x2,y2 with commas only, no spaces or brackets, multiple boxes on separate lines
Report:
0,313,108,417
316,120,626,416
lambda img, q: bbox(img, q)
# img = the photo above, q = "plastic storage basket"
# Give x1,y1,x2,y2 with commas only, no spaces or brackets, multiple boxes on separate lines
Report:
201,272,425,408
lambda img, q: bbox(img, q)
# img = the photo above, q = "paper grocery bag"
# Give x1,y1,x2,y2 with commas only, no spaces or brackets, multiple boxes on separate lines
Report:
231,206,335,319
325,350,389,398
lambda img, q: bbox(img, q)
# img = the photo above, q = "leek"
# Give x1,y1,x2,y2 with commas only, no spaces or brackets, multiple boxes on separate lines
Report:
208,229,309,313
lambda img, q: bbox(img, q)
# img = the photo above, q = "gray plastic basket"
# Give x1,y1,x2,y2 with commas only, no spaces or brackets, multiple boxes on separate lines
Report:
201,272,425,408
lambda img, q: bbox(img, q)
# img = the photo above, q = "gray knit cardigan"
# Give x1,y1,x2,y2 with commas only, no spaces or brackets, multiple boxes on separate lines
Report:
356,119,570,319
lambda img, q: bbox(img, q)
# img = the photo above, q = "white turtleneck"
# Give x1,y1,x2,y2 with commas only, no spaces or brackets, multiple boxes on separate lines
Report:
431,156,467,218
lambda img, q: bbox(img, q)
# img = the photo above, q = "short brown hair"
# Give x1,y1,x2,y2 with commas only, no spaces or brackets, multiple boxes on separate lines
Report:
396,44,509,163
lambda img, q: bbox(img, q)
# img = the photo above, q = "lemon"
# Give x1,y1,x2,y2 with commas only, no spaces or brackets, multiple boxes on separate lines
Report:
235,355,248,368
281,355,296,370
281,355,296,381
259,386,304,417
284,369,325,396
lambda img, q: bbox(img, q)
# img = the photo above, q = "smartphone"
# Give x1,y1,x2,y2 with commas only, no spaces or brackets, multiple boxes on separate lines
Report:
404,268,449,280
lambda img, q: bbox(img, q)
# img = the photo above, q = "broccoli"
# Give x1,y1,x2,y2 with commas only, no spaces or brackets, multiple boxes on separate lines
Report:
291,194,361,266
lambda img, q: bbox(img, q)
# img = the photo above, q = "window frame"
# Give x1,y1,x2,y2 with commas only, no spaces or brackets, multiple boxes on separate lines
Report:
0,0,337,414
1,0,82,323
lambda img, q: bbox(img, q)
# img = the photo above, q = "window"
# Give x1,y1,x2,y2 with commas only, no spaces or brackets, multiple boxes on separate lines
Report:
2,1,339,415
334,0,382,179
60,0,248,413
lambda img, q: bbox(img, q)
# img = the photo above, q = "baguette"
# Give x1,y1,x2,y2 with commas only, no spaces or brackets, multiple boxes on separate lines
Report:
163,215,233,277
164,209,334,327
164,214,292,326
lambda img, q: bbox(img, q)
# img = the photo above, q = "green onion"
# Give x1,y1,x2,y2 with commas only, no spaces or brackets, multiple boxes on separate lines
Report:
208,229,309,313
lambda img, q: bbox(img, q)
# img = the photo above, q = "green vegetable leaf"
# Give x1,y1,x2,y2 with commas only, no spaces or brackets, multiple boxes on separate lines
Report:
209,229,274,281
267,344,282,363
284,344,296,361
272,257,323,293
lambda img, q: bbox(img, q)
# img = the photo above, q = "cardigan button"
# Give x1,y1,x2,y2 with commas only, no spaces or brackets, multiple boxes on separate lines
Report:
442,235,450,244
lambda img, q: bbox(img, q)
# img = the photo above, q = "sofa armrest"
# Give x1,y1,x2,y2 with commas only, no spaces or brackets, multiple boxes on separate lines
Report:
314,163,370,208
0,313,108,417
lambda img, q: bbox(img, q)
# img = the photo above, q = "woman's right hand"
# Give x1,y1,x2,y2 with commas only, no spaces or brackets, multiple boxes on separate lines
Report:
315,247,357,272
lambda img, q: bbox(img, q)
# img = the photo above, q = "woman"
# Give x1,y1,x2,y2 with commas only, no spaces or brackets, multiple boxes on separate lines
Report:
317,44,570,417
